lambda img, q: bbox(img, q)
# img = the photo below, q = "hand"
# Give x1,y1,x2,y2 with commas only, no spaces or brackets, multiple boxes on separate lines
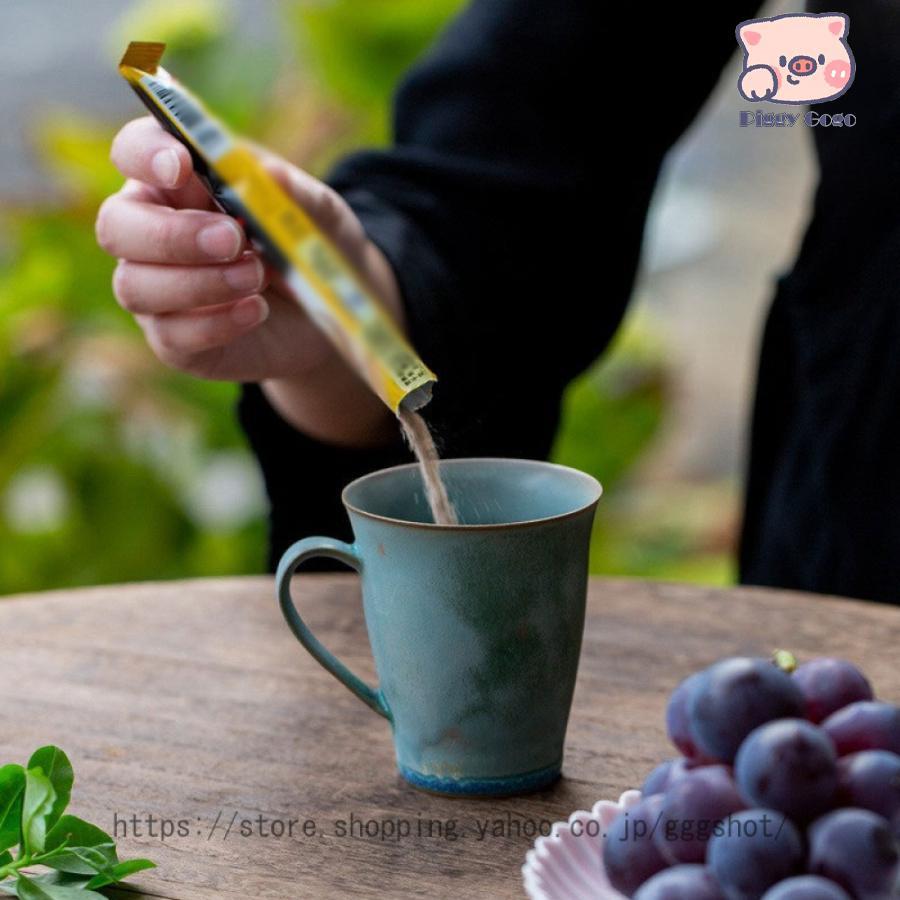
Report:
96,117,402,445
738,65,778,102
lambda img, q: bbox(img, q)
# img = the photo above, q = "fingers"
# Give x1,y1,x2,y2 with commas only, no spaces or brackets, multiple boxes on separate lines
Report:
257,151,368,261
110,117,193,190
137,295,270,361
257,150,404,325
96,193,245,264
113,254,266,314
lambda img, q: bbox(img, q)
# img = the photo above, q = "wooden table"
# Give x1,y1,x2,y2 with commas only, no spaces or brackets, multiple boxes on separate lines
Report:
1,576,898,898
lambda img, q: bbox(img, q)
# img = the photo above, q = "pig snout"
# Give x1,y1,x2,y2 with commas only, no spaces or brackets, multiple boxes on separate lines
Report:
824,59,852,88
788,54,817,76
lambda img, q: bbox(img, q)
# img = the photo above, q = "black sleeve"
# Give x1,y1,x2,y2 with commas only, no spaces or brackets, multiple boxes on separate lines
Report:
739,0,900,602
240,0,755,568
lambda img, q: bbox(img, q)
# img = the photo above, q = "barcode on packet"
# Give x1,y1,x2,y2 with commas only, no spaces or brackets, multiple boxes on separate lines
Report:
140,75,231,161
364,320,430,388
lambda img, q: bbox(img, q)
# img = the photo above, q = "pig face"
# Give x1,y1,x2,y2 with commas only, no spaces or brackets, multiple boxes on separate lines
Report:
736,13,855,104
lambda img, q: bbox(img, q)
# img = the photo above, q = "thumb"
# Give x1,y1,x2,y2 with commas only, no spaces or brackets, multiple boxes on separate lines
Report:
252,147,368,265
247,144,404,327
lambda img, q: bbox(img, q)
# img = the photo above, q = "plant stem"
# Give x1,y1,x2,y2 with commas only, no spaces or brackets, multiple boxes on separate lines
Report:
0,845,67,880
0,852,28,879
772,648,798,673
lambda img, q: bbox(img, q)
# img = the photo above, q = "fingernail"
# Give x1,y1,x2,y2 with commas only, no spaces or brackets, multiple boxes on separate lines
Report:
151,148,181,188
223,257,264,292
197,221,242,261
232,297,268,327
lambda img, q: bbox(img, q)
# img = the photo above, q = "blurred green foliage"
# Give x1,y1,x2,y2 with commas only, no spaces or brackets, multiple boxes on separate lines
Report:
285,0,462,144
552,313,736,584
0,0,733,595
550,316,736,585
0,0,463,595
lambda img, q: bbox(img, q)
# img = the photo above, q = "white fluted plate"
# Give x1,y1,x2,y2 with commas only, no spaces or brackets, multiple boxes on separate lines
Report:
522,789,643,900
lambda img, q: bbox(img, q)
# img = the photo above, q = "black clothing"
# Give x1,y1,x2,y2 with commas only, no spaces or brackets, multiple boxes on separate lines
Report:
740,1,900,604
241,0,899,605
240,0,749,567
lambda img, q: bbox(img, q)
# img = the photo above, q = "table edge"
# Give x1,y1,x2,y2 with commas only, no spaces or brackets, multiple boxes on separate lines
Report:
1,574,896,618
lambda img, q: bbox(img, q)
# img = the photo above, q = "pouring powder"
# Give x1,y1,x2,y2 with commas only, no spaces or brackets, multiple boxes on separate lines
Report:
398,409,459,526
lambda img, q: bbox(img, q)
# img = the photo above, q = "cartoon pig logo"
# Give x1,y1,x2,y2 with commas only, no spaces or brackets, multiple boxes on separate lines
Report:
737,13,855,104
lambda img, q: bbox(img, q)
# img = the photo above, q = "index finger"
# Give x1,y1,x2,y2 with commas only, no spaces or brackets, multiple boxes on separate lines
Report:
110,116,193,190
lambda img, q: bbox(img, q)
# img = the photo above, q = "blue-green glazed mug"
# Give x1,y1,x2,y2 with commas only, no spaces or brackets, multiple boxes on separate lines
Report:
276,458,602,797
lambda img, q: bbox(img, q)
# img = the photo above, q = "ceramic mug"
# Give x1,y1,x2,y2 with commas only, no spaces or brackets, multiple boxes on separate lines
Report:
276,458,602,797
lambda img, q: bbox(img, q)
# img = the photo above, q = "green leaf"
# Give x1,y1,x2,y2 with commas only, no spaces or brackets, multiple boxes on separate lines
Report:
41,846,113,877
26,749,72,832
21,770,55,855
43,817,116,876
0,766,25,853
85,858,156,889
16,873,104,899
0,850,10,867
12,873,89,890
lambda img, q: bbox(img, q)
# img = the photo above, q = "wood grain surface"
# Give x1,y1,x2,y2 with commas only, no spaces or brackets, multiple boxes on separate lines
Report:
0,576,898,899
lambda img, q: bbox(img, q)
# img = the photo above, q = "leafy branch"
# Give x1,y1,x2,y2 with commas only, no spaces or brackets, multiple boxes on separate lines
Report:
0,747,154,898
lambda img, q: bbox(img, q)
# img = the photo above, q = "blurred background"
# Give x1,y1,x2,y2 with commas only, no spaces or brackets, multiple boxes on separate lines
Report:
0,0,813,594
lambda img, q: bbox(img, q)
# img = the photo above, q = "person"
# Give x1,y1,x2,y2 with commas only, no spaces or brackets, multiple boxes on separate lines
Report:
96,0,900,605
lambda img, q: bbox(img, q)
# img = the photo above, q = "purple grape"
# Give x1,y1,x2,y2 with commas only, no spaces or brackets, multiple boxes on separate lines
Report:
688,658,804,763
735,719,837,822
760,875,852,899
634,864,726,899
654,766,746,864
792,658,873,723
603,794,669,896
643,759,677,795
836,750,900,823
642,757,699,796
707,809,803,900
667,672,711,759
808,808,899,899
822,701,900,756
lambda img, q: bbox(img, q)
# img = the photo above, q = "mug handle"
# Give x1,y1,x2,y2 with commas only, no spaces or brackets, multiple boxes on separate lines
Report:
276,536,391,720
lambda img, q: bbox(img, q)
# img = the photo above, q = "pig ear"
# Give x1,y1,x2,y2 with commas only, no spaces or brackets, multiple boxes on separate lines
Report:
822,14,848,38
738,22,763,48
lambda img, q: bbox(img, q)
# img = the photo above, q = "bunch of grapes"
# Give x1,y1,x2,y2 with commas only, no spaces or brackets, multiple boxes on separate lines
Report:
603,655,900,899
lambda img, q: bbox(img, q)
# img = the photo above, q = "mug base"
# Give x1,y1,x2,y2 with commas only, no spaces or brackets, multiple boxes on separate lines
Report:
397,762,561,798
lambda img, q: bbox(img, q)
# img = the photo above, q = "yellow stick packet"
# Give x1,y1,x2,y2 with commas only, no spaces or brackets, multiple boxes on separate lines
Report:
118,42,436,413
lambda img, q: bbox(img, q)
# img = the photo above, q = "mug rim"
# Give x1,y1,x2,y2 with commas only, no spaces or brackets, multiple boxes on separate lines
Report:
341,457,603,531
